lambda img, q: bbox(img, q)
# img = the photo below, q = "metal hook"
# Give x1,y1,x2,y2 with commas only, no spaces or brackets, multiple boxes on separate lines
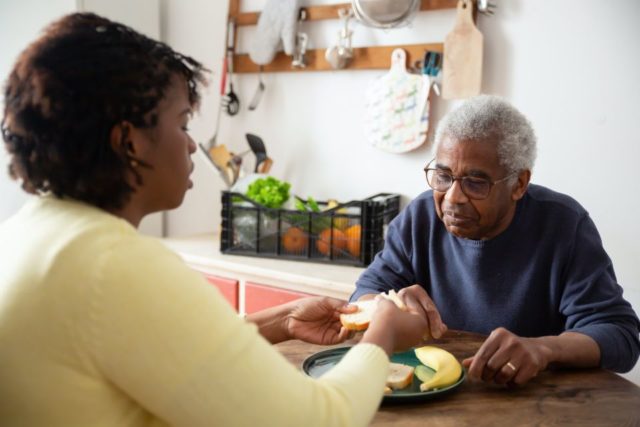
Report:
477,0,497,15
338,8,354,53
338,7,353,20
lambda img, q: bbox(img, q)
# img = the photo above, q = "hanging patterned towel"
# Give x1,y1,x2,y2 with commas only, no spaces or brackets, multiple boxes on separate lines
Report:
364,49,431,153
249,0,301,65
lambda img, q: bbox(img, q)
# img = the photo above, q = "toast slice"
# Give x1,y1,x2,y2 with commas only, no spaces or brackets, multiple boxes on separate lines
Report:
386,362,415,390
339,291,407,331
386,289,407,311
339,300,377,331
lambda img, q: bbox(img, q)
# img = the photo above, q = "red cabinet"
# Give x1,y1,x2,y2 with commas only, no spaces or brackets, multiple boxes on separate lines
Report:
204,274,239,311
244,282,311,314
199,272,316,314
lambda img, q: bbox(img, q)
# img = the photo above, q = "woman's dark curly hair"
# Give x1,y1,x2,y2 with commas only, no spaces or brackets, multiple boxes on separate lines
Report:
1,13,207,210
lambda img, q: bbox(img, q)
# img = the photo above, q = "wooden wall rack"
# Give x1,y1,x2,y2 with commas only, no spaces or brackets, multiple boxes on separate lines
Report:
228,0,471,74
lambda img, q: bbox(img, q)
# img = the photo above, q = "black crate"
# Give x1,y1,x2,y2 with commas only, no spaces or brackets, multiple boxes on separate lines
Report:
220,192,400,267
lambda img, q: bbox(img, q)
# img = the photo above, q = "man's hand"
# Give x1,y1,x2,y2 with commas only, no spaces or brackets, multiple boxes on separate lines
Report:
462,327,552,386
285,296,357,345
395,285,447,339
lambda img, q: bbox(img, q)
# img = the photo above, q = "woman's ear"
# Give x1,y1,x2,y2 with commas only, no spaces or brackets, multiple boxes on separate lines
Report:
109,121,135,156
511,169,531,201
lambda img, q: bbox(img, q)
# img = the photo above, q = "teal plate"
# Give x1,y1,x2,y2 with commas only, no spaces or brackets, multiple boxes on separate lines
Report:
302,346,465,404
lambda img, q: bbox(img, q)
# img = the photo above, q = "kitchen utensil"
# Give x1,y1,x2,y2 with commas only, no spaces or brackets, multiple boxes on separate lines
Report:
291,32,308,69
249,0,302,65
210,144,236,185
207,56,228,149
223,82,240,116
257,157,273,174
248,67,265,111
227,155,241,184
351,0,420,29
422,50,443,96
246,133,271,173
422,51,442,77
222,19,240,115
291,9,308,69
477,0,496,15
198,143,232,187
325,8,354,70
442,0,483,99
364,48,431,153
229,148,252,183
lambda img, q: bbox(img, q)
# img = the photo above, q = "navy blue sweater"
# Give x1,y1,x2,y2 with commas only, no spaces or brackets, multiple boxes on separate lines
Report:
353,184,640,373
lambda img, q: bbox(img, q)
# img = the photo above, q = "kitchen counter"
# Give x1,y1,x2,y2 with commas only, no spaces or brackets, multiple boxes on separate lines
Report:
162,233,364,300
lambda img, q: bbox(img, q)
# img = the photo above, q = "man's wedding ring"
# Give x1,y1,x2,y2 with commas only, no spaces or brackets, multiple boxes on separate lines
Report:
506,362,517,372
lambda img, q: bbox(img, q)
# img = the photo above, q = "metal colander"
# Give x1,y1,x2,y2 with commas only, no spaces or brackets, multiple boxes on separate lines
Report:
351,0,420,28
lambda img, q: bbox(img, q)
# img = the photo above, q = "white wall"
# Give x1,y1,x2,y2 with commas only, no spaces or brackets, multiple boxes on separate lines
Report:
0,0,77,220
162,0,640,294
0,0,163,235
161,0,640,384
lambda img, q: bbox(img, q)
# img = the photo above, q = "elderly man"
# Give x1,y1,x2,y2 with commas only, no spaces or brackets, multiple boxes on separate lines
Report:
352,95,640,386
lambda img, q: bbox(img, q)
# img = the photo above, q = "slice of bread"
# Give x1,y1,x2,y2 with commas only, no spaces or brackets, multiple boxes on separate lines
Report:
339,291,407,331
386,289,407,311
386,362,415,390
339,300,378,331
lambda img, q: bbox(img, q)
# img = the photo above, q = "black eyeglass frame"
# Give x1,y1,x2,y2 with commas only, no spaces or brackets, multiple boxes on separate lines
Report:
423,159,517,200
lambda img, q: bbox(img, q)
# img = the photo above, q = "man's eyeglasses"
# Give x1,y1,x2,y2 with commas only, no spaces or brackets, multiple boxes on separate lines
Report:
423,160,516,200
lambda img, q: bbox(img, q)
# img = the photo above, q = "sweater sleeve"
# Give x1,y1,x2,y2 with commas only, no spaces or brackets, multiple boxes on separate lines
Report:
352,209,417,301
560,214,640,372
90,236,389,427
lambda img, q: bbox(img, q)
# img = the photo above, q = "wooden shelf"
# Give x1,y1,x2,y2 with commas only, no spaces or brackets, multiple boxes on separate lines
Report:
231,0,460,26
229,0,471,73
234,43,443,73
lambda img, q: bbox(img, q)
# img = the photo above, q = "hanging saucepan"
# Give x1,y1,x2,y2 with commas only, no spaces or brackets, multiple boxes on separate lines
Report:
351,0,421,29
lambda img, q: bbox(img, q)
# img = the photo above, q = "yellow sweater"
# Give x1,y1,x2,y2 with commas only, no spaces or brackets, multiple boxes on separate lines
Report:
0,196,389,426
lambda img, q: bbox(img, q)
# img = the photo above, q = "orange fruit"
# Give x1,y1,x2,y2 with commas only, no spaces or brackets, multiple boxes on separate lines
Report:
316,228,347,256
345,224,361,258
282,227,308,253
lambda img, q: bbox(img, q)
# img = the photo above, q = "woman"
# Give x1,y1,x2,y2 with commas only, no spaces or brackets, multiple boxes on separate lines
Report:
0,13,431,426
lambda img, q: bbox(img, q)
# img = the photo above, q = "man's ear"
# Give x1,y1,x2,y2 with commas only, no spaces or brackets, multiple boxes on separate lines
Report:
511,169,531,201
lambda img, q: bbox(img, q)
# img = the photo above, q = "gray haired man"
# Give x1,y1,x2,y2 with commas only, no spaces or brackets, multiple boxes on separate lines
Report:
352,95,640,386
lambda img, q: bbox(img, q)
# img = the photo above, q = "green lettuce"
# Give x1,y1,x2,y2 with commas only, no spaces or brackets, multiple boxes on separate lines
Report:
246,176,291,209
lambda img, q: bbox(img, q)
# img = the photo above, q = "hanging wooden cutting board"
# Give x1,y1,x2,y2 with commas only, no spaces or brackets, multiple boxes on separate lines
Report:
442,0,483,99
364,49,431,154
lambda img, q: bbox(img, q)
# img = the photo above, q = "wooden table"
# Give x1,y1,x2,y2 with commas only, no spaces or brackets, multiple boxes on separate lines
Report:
276,330,640,426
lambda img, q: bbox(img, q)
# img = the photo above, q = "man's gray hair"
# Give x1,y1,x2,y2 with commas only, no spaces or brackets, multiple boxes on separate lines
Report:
434,95,537,173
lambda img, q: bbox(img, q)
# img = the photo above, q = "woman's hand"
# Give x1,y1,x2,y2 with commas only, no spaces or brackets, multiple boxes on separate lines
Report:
285,296,357,345
360,297,431,356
